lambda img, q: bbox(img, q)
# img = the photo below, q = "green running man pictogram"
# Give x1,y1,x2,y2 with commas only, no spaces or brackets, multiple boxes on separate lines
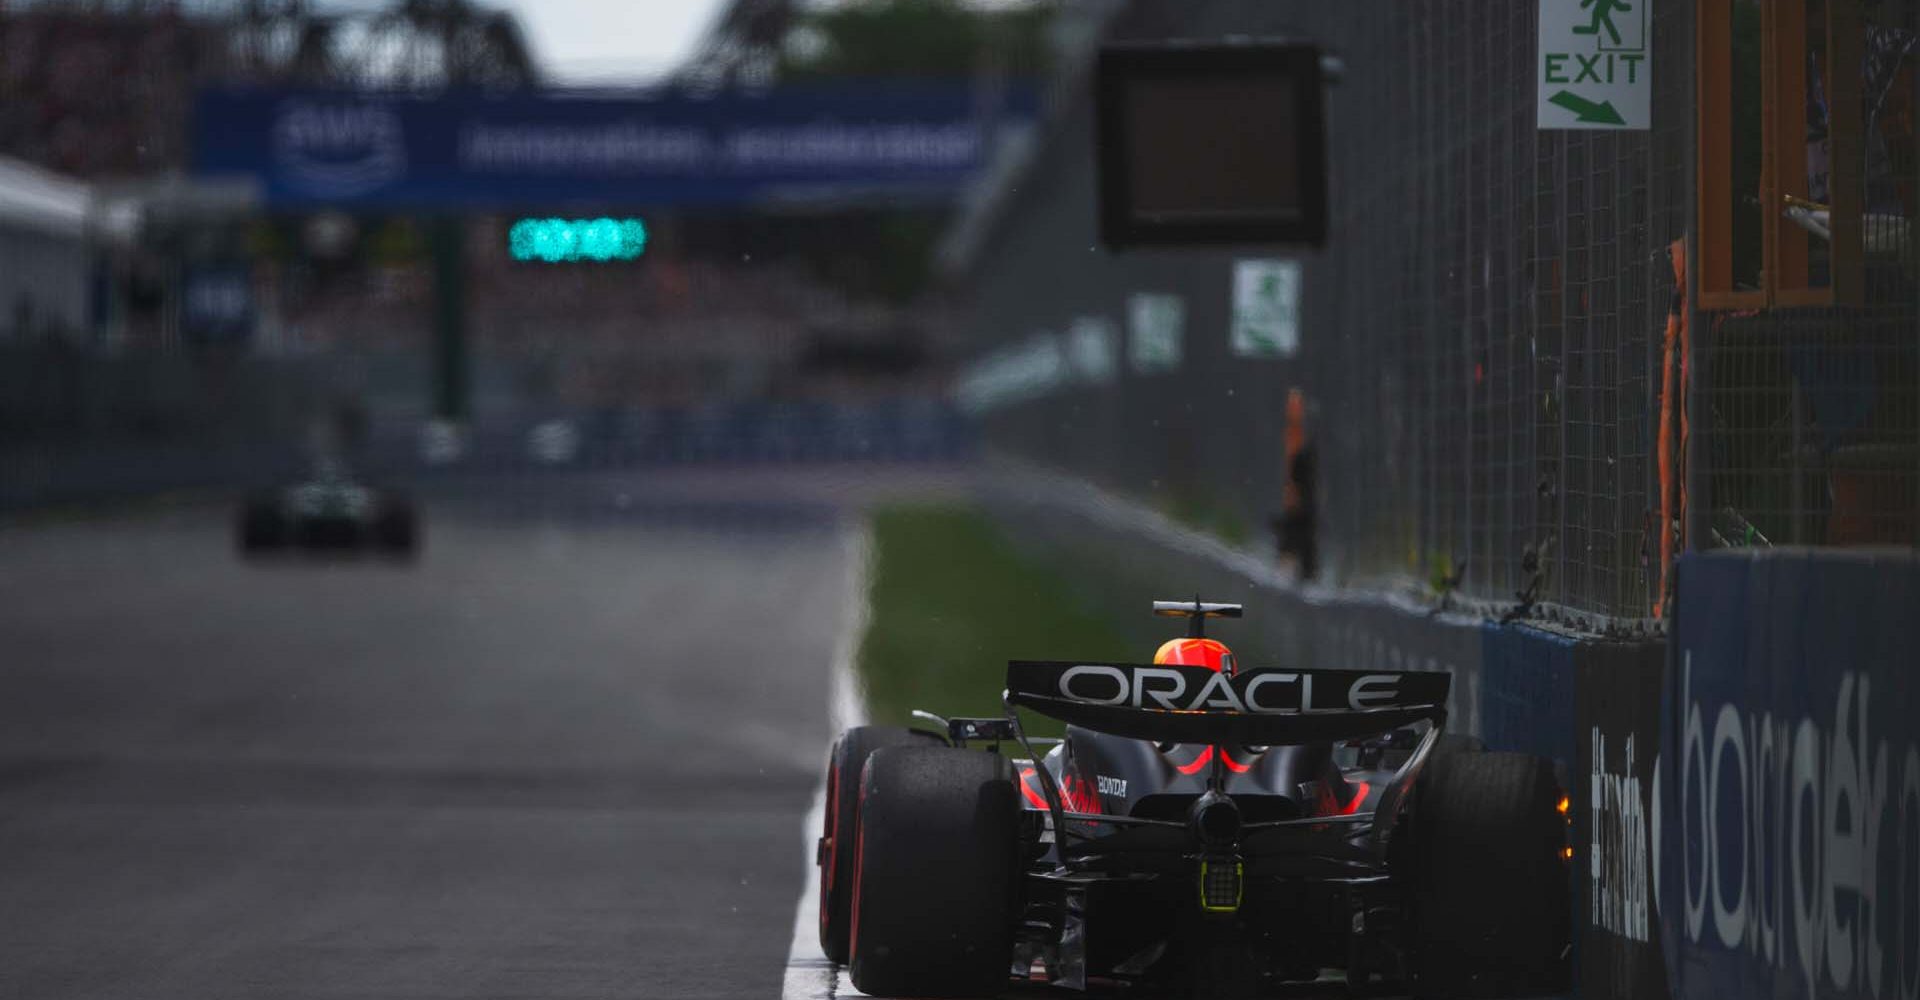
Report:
1572,0,1633,46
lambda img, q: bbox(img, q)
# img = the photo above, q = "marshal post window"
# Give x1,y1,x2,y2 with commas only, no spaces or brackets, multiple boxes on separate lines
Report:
1698,0,1876,308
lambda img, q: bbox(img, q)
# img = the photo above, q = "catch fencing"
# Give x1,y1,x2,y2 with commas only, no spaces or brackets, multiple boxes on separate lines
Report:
1699,0,1920,554
951,0,1919,629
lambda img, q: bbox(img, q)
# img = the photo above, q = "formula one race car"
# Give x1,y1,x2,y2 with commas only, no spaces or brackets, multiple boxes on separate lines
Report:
817,600,1570,998
235,461,419,558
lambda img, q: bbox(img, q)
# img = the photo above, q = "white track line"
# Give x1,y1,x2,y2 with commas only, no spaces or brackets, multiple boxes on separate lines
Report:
782,522,872,1000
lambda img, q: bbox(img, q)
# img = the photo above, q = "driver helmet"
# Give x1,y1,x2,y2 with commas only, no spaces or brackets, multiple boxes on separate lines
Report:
1152,637,1235,674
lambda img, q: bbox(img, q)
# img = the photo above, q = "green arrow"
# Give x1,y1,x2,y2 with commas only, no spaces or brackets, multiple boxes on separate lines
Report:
1548,90,1625,125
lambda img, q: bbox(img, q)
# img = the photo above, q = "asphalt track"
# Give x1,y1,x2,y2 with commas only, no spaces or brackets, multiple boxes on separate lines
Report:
0,470,897,1000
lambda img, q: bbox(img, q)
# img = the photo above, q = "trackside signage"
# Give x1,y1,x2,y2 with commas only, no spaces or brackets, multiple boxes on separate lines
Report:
1229,260,1301,358
195,84,1033,208
1127,293,1184,374
1662,552,1920,1000
1537,0,1652,130
1574,641,1672,1000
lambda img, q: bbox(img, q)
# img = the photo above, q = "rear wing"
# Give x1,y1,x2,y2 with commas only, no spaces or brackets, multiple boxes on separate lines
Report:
1005,661,1450,745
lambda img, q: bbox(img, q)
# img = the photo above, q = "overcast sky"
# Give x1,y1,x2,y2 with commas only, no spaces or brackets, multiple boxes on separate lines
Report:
493,0,733,84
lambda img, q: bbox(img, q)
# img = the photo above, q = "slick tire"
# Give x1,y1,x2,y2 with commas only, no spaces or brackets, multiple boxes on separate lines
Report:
817,726,926,963
237,495,286,555
849,746,1019,998
1416,733,1486,793
374,495,419,558
1406,751,1570,999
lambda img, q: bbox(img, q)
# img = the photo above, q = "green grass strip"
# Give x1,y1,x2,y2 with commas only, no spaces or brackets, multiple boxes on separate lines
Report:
856,503,1135,734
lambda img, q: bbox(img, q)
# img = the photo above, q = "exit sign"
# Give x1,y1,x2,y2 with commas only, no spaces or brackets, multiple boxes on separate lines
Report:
1537,0,1651,130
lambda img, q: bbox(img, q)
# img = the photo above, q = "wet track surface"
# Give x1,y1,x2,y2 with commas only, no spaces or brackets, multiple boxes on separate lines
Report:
0,471,889,1000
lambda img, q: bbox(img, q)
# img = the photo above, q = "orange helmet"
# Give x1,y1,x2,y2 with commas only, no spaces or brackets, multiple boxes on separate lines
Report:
1152,637,1236,674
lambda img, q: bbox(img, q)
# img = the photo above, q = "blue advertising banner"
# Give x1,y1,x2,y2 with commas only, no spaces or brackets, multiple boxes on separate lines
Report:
193,84,1030,209
1662,551,1920,1000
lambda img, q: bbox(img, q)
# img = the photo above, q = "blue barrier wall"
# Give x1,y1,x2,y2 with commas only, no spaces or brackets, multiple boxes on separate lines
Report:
436,400,976,472
1481,623,1581,768
1661,550,1920,1000
2,398,974,513
1479,622,1597,999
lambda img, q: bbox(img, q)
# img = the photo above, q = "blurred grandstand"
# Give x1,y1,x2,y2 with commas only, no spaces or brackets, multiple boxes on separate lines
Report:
0,0,534,180
0,0,1055,505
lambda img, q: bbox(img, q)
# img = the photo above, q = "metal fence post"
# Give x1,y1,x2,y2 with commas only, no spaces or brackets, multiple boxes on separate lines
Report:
1682,2,1709,558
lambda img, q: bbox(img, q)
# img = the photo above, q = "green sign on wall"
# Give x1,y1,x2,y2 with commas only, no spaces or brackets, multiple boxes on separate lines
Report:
1537,0,1652,131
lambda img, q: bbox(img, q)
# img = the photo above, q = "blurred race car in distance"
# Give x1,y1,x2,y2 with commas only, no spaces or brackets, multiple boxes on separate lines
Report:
236,461,419,558
818,599,1571,999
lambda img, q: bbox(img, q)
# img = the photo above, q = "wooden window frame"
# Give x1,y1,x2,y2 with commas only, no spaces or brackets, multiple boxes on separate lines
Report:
1697,0,1865,310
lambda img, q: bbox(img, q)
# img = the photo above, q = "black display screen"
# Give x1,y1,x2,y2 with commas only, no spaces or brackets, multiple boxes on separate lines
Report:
1097,43,1328,247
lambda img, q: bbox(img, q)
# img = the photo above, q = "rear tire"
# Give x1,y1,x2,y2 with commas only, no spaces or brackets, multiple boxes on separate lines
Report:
818,725,926,963
374,495,419,557
1405,751,1569,998
849,746,1019,998
1418,733,1486,790
237,495,285,555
